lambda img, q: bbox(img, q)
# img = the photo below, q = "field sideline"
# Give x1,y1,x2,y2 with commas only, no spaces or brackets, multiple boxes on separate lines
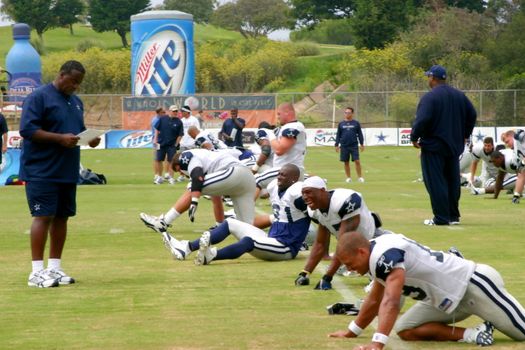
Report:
0,146,523,350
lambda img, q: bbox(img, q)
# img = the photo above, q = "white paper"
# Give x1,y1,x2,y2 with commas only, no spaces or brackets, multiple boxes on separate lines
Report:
77,129,106,146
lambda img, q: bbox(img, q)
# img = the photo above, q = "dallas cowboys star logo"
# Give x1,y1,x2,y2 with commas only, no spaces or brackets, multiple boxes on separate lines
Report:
180,155,191,164
34,203,41,211
375,131,388,143
474,130,485,142
284,129,296,137
342,200,356,213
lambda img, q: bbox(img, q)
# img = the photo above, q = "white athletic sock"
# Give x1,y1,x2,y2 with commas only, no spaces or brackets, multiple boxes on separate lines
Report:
164,208,180,224
48,258,61,270
32,260,44,273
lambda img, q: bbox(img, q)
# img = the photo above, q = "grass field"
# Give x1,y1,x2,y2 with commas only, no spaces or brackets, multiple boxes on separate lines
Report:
1,146,524,349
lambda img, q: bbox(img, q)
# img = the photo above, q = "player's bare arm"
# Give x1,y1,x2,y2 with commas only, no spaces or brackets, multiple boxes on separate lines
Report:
271,136,296,156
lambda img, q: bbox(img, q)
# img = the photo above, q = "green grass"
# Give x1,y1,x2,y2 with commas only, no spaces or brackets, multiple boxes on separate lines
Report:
0,146,524,349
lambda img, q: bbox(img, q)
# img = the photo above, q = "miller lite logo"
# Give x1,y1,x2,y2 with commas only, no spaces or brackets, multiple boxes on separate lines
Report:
133,26,187,96
120,131,153,148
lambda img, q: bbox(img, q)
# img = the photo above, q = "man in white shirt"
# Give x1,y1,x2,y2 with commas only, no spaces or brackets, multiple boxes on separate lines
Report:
329,231,525,348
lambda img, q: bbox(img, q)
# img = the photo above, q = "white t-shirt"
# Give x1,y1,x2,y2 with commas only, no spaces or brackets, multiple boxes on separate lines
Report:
180,115,201,148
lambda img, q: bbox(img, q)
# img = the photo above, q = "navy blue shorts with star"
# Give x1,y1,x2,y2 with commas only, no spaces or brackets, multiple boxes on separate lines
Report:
25,181,77,217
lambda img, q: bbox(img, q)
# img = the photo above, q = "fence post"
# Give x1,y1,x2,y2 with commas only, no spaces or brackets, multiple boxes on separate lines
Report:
332,98,336,128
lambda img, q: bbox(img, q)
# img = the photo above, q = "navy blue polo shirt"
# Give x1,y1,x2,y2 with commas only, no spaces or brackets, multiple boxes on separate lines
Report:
155,115,183,147
335,119,363,147
19,83,86,183
411,84,477,157
221,117,245,147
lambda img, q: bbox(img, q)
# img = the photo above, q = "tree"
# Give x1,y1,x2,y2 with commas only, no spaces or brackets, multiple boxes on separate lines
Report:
163,0,216,23
54,0,85,35
89,0,150,48
351,0,415,49
289,0,356,27
1,0,57,40
211,0,292,38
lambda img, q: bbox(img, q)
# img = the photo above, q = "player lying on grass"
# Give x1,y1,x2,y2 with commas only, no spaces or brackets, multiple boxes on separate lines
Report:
157,164,311,265
329,231,525,349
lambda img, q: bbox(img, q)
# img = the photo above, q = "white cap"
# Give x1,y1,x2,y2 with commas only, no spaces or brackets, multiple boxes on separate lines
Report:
169,105,179,111
302,176,327,190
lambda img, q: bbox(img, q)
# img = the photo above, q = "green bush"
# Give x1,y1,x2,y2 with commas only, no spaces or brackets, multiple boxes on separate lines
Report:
42,48,131,93
292,42,320,57
390,93,418,127
291,19,354,45
30,37,46,56
76,39,105,52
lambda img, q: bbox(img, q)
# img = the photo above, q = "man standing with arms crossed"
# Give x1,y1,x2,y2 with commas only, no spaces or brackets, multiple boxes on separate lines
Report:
335,107,365,183
19,60,100,288
410,65,477,225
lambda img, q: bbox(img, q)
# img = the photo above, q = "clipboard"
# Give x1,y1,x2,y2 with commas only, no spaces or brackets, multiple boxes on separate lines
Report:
77,129,106,146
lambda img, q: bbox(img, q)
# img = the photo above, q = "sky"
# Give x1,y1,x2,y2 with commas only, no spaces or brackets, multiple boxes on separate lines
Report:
0,0,290,40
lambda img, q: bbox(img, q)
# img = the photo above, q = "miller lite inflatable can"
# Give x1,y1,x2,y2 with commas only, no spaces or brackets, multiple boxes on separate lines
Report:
130,10,195,96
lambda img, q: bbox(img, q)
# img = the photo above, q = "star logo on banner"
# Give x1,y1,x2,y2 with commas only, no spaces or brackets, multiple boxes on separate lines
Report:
180,155,191,165
474,130,485,142
375,131,388,143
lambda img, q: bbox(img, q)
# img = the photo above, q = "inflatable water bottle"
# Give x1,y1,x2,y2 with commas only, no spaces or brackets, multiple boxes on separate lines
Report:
130,10,195,96
6,23,42,101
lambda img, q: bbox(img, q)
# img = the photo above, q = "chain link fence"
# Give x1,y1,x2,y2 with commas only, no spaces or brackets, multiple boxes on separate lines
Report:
2,90,524,130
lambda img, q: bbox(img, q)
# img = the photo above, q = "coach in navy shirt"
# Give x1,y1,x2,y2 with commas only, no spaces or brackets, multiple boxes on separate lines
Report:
410,65,476,226
153,105,183,184
335,107,365,183
219,108,245,148
19,60,100,288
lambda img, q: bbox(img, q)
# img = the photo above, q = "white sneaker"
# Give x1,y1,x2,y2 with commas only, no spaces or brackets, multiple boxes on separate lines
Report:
358,177,365,183
176,175,186,182
224,209,236,219
161,232,190,260
164,172,170,180
345,178,352,183
464,321,494,346
223,198,234,207
154,175,163,185
195,231,217,265
423,219,436,226
168,177,176,185
470,187,481,195
46,268,75,285
140,213,170,233
28,270,59,288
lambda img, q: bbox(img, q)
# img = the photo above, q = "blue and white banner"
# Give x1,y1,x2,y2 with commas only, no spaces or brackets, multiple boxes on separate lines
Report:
365,128,398,146
105,130,154,149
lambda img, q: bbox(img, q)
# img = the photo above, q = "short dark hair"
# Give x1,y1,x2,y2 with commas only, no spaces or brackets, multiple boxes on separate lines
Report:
483,137,494,145
495,144,506,152
345,107,354,113
60,60,85,75
258,121,273,129
155,107,164,114
490,150,504,159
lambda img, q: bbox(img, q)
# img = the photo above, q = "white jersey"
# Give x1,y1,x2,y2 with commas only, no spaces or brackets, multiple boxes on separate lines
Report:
307,188,375,239
499,148,522,174
273,121,307,169
178,148,240,176
513,129,525,161
471,142,499,179
180,115,201,148
194,130,227,150
369,233,476,314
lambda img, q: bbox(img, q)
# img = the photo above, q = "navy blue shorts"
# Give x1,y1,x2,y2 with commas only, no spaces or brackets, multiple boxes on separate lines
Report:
155,145,177,162
340,146,360,162
25,181,77,217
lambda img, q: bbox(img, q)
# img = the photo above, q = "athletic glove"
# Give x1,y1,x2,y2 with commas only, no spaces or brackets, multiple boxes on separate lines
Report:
512,195,520,204
314,274,333,290
188,197,199,222
294,271,310,286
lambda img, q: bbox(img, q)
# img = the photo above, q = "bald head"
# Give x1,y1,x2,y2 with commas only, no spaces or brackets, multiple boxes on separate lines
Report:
335,231,371,275
188,126,200,139
277,102,296,125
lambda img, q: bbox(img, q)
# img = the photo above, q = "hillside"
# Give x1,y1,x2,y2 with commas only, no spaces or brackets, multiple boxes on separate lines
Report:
0,23,243,68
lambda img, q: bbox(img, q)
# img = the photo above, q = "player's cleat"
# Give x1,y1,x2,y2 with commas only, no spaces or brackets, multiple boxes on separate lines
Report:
168,177,176,185
470,187,481,195
223,198,234,207
448,246,464,258
161,232,190,260
176,175,186,182
153,175,163,185
163,172,170,180
224,209,236,219
466,321,494,346
449,220,460,225
28,270,59,288
203,195,212,200
345,178,352,183
423,219,436,225
45,268,75,285
358,177,365,183
140,213,170,233
195,231,217,265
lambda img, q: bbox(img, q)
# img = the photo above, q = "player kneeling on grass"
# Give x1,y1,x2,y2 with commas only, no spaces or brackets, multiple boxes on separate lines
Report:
160,164,312,265
329,231,525,348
